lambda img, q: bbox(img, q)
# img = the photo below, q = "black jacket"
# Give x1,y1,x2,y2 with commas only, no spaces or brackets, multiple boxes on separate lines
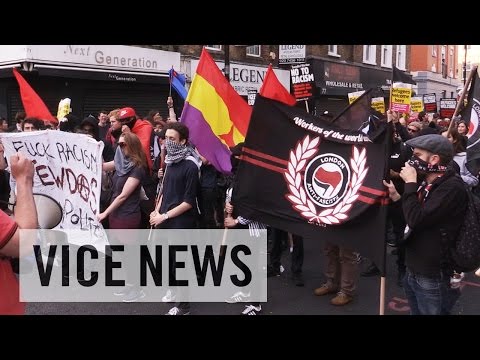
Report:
402,170,467,276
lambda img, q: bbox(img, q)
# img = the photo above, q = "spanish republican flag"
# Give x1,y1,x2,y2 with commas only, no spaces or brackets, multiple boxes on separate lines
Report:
181,48,252,174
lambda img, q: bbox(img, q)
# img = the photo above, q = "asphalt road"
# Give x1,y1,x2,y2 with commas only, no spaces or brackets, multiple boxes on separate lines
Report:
26,238,480,315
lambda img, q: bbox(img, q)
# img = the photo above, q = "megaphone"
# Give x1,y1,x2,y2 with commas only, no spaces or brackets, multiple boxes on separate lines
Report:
33,194,63,229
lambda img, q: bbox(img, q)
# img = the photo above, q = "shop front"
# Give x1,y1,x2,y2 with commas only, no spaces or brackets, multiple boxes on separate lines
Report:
0,45,181,123
310,58,392,117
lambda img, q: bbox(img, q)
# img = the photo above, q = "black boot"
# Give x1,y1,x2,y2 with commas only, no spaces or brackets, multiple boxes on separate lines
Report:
361,263,380,277
397,270,405,287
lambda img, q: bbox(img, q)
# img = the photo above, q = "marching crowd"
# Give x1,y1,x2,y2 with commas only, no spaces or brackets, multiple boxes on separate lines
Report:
0,101,479,315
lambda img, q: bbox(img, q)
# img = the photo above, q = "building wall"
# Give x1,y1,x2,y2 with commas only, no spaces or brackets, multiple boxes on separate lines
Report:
411,45,459,79
410,45,429,71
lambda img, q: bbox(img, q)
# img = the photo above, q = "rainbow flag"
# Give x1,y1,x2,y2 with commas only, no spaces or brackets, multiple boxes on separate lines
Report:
181,48,252,173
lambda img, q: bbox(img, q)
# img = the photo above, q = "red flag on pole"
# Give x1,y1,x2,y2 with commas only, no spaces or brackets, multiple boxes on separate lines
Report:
12,67,57,125
259,64,296,106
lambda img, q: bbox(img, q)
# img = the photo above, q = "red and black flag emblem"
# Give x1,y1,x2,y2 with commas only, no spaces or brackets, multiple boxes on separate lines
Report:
233,95,390,268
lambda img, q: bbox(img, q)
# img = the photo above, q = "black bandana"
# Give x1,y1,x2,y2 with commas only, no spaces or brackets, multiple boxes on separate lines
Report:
407,155,447,173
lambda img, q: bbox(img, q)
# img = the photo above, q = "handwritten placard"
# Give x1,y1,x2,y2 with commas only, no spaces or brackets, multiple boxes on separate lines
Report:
0,131,105,243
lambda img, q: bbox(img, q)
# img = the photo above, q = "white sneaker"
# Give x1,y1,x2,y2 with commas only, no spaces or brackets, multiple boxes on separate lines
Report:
165,306,190,315
450,272,465,284
242,304,262,315
162,289,177,303
225,291,251,303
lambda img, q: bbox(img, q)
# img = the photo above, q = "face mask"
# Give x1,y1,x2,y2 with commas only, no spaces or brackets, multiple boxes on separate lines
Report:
111,127,122,139
408,154,447,173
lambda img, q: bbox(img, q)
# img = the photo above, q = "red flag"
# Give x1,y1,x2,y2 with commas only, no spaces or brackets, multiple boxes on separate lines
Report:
259,64,296,106
12,68,57,125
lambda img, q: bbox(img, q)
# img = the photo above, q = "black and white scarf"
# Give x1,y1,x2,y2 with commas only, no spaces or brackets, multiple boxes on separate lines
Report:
165,139,202,169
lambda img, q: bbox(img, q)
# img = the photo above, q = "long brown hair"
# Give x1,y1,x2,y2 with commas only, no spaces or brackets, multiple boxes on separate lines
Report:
120,132,148,169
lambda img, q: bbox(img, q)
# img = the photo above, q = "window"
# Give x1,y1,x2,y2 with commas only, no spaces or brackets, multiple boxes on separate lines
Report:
381,45,392,68
432,45,437,57
205,45,222,51
363,45,376,65
467,61,472,71
246,45,261,57
328,45,339,57
396,45,406,70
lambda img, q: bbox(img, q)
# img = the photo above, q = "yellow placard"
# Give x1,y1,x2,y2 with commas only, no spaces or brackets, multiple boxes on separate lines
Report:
348,90,365,104
371,97,385,114
391,83,412,112
410,97,424,113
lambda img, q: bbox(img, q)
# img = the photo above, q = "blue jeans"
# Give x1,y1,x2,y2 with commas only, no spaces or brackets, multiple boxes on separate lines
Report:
403,269,461,315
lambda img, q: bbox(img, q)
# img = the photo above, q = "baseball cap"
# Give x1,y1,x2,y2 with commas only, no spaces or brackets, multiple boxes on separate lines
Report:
118,107,136,120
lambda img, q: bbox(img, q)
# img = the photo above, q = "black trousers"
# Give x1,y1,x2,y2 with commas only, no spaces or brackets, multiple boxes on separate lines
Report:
269,228,304,274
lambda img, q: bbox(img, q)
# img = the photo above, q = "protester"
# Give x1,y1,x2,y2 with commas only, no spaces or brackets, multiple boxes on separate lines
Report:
386,134,467,315
98,132,147,302
442,128,478,188
0,153,38,314
149,122,201,315
224,142,267,314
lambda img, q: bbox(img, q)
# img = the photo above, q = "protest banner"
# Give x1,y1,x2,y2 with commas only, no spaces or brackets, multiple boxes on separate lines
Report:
0,130,106,245
410,97,424,113
423,93,437,113
348,90,365,104
371,97,385,114
440,98,457,118
391,82,412,113
291,63,315,102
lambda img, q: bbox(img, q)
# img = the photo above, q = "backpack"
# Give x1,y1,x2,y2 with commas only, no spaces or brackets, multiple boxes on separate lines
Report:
450,189,480,272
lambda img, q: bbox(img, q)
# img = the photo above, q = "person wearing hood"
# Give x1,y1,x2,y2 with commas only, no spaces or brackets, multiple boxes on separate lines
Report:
80,115,115,162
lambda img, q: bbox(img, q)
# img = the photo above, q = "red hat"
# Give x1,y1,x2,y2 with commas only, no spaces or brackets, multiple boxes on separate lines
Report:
118,107,136,120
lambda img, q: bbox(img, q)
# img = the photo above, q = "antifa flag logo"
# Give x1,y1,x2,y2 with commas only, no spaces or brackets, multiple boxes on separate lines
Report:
308,154,350,206
285,136,368,225
314,167,341,197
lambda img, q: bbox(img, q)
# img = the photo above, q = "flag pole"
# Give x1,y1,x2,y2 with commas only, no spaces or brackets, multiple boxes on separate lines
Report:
169,65,173,97
447,65,478,136
148,164,168,242
379,277,386,315
304,100,309,113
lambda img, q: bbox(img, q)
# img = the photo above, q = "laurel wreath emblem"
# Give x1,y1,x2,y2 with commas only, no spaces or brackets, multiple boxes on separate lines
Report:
284,135,368,225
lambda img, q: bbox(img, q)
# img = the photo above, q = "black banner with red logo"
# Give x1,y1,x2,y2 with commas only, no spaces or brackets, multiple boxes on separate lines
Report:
233,95,389,268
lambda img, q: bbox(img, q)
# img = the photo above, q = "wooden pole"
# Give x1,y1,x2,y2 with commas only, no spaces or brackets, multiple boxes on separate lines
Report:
379,276,386,315
447,65,478,136
148,165,168,242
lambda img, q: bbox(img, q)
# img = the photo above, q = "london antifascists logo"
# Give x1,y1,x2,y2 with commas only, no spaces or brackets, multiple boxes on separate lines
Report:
284,135,368,225
304,153,350,208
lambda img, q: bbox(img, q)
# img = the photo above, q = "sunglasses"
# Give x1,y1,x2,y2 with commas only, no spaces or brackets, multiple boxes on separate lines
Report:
118,142,127,148
407,128,418,133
